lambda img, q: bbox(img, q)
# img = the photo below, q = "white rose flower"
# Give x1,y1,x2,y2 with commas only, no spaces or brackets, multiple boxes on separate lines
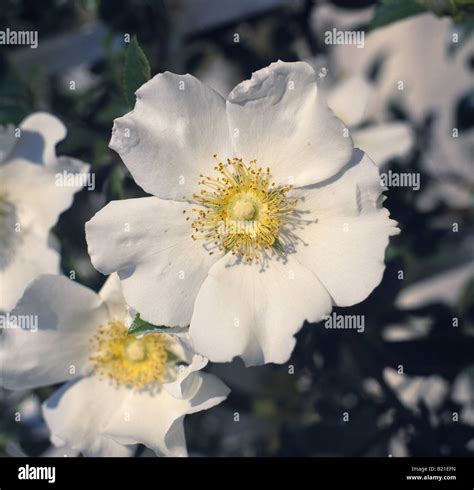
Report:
86,61,399,366
0,274,229,457
0,112,89,311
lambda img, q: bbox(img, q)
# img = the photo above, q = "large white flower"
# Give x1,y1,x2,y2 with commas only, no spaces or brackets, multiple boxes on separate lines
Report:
86,61,399,366
0,274,229,457
0,112,89,311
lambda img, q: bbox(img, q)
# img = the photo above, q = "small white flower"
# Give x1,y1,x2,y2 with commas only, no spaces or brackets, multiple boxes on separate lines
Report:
0,112,89,311
0,274,229,457
86,61,399,366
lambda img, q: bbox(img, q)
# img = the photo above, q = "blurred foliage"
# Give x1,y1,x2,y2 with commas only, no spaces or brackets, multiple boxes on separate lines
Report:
0,0,473,457
370,0,474,31
369,0,428,30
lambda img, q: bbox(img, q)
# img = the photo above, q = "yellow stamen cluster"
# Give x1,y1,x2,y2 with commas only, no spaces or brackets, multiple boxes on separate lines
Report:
89,321,169,389
187,157,297,263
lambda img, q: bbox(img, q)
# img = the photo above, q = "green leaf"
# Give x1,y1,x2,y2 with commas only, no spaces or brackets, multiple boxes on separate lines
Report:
127,313,189,337
128,313,161,336
369,0,427,31
419,0,474,20
122,35,151,108
127,313,155,335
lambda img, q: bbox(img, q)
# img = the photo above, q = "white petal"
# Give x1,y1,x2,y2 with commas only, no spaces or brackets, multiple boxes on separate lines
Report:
0,157,89,232
0,236,59,312
7,112,66,165
326,76,373,127
1,275,109,390
190,253,333,366
103,372,229,456
226,60,353,187
163,346,208,398
110,72,233,201
291,150,399,306
42,377,135,457
352,122,414,166
41,444,80,457
86,197,220,326
98,273,127,320
136,330,206,399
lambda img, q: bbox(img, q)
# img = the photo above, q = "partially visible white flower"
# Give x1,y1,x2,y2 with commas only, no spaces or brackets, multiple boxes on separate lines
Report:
314,8,472,209
331,13,472,124
325,75,414,166
0,274,229,457
86,61,399,366
0,112,89,311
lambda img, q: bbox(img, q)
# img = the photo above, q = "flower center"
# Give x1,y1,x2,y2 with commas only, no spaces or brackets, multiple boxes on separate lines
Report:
89,321,170,388
187,157,297,263
124,339,147,362
231,198,257,221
